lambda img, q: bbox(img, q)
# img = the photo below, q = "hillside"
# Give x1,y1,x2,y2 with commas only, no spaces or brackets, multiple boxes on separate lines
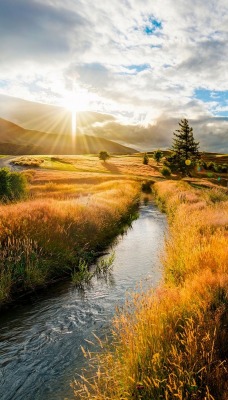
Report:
0,118,137,155
0,94,115,135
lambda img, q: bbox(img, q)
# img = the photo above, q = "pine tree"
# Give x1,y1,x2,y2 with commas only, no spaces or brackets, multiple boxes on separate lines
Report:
169,119,200,175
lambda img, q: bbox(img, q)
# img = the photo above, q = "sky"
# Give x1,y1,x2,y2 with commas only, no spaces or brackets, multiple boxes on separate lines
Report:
0,0,227,151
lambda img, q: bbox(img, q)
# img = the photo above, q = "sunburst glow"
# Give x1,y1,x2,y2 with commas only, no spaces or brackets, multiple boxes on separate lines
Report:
61,88,91,113
60,87,95,141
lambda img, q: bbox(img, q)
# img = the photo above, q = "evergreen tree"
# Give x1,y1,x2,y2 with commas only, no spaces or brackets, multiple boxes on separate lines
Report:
169,119,200,175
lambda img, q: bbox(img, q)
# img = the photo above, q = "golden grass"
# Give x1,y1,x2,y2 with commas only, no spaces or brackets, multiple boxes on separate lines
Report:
73,181,228,399
11,156,45,167
36,155,163,178
0,178,140,305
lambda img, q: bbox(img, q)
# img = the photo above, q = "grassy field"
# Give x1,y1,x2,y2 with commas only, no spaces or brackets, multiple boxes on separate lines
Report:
10,152,228,183
1,153,227,306
0,160,144,306
1,153,228,398
73,180,228,400
11,154,164,177
1,153,165,307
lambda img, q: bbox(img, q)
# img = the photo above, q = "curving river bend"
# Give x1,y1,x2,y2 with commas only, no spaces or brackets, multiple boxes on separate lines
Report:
0,200,166,400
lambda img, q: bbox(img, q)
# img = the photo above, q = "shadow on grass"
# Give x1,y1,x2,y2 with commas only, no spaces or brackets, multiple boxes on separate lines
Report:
103,161,120,174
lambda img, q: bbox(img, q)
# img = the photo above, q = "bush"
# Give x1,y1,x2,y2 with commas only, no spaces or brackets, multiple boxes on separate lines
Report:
143,153,149,165
161,166,171,177
207,162,216,171
215,164,223,173
0,168,27,202
142,181,152,193
153,149,163,163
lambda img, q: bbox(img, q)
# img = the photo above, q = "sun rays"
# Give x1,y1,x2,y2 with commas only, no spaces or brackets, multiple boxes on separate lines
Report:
11,85,104,153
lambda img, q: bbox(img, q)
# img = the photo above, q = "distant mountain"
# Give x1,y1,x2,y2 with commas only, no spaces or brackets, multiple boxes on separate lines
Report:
0,94,116,135
0,118,137,155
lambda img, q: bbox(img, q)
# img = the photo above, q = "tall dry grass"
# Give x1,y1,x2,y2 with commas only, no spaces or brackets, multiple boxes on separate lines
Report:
0,179,140,306
73,181,228,399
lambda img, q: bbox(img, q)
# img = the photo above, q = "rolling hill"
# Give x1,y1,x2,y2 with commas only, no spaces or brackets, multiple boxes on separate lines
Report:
0,94,116,135
0,118,137,155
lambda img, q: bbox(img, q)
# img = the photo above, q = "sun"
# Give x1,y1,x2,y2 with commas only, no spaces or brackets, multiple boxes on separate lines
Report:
61,88,91,113
60,88,92,140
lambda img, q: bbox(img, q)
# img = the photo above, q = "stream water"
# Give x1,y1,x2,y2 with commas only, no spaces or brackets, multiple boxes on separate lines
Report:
0,200,166,400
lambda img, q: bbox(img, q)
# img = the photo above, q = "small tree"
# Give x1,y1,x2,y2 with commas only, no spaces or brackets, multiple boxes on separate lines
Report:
99,151,110,162
143,153,149,165
153,149,163,164
169,119,200,175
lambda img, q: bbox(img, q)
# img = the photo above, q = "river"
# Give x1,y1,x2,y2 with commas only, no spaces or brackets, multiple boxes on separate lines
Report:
0,200,166,400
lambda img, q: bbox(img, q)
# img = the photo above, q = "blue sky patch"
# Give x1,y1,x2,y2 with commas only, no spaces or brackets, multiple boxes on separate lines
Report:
125,64,150,72
144,16,162,35
118,64,151,75
194,88,228,117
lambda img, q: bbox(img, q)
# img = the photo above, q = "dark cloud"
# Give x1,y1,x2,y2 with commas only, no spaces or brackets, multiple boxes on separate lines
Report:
0,0,87,63
86,116,228,153
177,39,227,82
191,117,228,152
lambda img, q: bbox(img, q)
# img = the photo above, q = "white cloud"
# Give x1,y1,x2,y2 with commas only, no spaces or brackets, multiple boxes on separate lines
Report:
0,0,227,150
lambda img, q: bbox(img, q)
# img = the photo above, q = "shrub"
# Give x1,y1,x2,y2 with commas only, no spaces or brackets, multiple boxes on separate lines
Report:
207,162,216,171
153,149,163,163
161,166,171,177
215,164,223,173
143,153,149,165
0,168,27,202
141,181,152,193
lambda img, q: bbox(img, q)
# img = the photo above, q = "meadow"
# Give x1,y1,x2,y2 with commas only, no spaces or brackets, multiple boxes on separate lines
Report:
0,158,147,306
1,153,228,399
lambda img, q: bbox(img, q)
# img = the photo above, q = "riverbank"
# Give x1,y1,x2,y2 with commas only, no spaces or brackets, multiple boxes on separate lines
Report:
0,198,166,400
73,181,228,399
0,178,140,308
